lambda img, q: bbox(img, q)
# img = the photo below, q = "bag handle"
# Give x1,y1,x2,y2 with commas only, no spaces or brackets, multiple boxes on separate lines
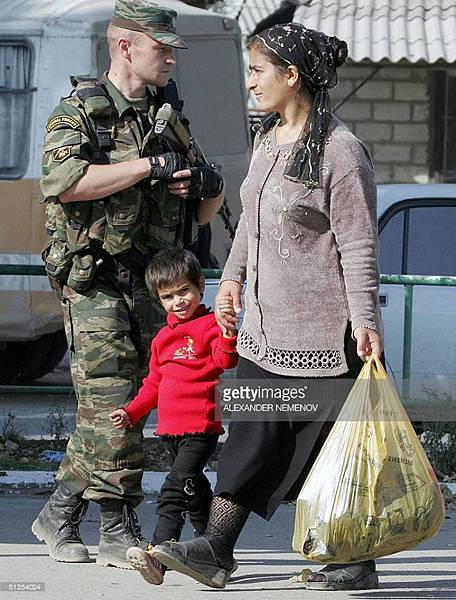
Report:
367,353,387,378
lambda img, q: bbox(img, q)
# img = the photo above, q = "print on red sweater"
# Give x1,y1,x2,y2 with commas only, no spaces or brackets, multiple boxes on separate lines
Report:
173,336,197,360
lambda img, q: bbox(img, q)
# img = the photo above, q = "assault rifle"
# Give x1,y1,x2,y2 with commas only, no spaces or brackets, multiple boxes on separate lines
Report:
154,86,236,241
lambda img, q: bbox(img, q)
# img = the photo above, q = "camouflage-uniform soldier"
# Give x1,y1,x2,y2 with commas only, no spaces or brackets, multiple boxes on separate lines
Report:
31,0,225,569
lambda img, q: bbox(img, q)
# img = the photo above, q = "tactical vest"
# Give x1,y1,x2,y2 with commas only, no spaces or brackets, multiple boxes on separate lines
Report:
44,76,185,288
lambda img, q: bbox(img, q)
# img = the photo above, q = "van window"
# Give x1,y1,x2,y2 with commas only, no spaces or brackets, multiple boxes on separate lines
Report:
176,38,249,155
407,205,456,276
97,38,109,77
97,36,249,157
0,41,33,179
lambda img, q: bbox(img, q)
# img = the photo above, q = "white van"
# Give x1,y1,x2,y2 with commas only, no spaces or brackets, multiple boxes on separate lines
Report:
0,0,250,383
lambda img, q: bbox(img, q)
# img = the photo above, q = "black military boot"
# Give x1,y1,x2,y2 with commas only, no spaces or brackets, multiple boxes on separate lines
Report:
31,483,91,562
97,500,148,569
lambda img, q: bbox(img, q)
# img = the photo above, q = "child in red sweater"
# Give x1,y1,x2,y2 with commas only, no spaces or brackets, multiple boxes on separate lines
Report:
109,248,238,585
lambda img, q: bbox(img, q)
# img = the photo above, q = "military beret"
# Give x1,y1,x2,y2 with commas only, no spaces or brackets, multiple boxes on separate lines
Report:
111,0,188,49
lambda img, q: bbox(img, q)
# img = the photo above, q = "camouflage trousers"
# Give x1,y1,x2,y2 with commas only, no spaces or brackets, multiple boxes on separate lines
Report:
55,272,166,506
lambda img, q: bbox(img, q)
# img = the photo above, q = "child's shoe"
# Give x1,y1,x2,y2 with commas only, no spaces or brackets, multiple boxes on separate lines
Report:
126,544,165,585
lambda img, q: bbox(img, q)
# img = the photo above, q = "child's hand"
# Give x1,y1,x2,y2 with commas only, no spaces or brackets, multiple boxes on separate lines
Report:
217,295,237,338
109,408,131,429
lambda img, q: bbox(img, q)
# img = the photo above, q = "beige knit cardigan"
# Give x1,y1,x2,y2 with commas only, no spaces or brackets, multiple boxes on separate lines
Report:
221,116,381,377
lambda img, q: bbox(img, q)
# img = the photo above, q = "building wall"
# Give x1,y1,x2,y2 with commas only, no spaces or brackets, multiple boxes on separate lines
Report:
332,63,430,184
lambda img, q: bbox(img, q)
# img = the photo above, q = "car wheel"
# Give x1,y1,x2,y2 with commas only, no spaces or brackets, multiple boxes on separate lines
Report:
0,329,68,384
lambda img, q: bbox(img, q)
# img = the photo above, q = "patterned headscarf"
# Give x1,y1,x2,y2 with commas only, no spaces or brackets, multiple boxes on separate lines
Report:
254,23,347,188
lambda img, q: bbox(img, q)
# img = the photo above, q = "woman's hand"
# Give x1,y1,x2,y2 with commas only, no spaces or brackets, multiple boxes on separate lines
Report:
215,281,243,336
353,327,383,361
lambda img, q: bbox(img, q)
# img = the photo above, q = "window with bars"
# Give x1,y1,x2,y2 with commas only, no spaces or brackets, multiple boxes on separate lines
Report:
429,70,456,183
0,40,34,179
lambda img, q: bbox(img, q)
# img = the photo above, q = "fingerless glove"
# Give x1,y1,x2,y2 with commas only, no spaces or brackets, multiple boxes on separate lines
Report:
187,165,224,199
148,152,190,180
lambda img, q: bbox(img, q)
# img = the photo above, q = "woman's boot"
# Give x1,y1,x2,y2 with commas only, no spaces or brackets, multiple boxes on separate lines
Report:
152,494,249,588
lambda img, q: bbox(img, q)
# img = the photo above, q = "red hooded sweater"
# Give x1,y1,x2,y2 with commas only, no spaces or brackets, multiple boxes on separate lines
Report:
125,305,238,436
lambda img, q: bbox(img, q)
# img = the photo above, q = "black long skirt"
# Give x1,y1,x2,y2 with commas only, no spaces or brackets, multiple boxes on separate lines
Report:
215,325,371,519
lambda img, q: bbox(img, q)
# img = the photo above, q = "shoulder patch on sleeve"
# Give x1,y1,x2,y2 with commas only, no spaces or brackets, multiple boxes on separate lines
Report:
46,115,80,133
52,146,71,163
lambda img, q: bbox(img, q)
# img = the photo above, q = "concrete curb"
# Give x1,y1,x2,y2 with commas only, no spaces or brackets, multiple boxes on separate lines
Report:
0,470,218,494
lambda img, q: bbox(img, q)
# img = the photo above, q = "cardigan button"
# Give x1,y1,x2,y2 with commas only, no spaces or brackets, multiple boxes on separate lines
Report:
257,346,266,361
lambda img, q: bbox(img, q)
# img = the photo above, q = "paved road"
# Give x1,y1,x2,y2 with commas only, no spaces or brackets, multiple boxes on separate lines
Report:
0,491,455,600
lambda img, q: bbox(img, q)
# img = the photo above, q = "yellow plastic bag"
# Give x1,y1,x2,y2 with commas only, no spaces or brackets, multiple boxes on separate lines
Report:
292,354,445,563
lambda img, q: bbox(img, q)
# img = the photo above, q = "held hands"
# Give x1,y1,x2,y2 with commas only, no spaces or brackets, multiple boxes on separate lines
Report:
215,281,243,337
109,408,131,430
217,295,238,338
353,327,384,361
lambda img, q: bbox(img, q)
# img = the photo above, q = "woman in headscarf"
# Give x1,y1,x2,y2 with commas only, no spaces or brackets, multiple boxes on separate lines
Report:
150,23,383,591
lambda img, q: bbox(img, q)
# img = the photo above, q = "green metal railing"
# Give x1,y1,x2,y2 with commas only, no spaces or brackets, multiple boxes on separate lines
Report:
0,264,223,279
0,264,223,395
379,274,456,397
0,385,74,395
1,265,456,397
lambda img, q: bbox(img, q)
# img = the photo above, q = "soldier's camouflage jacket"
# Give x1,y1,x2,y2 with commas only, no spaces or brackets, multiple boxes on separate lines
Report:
41,74,185,285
